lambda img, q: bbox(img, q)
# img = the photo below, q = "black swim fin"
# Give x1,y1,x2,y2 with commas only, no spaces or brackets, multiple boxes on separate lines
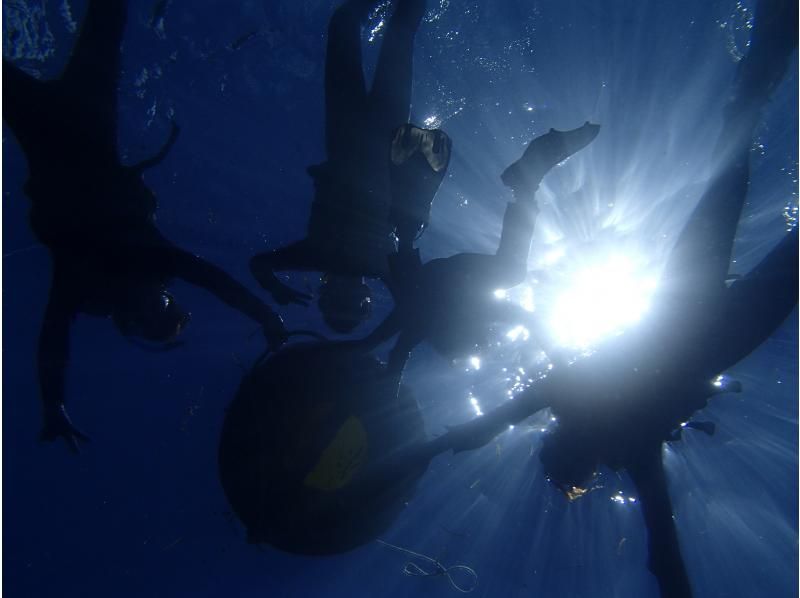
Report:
389,124,453,249
501,122,600,195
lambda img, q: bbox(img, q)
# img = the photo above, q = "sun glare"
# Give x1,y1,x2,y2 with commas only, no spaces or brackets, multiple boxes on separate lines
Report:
547,253,657,349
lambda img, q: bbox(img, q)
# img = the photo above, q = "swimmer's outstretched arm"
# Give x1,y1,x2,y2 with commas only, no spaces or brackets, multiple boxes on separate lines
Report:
37,270,89,453
354,310,418,390
249,242,318,306
711,228,799,373
158,246,289,349
385,331,422,386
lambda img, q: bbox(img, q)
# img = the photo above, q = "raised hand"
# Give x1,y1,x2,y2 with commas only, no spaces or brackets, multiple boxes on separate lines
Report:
40,404,90,454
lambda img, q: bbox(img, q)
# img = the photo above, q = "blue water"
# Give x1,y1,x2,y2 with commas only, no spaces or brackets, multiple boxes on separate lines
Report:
3,1,797,596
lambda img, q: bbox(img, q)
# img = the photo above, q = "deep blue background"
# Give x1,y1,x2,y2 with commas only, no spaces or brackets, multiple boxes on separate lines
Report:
3,1,797,596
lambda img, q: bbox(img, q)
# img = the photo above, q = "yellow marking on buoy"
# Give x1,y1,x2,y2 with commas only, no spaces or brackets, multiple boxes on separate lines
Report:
304,416,368,491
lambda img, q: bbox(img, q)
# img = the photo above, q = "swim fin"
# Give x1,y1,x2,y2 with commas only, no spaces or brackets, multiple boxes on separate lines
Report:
389,124,453,249
501,122,600,195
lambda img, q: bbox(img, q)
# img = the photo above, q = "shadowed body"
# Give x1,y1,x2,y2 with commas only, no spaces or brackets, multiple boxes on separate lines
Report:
440,2,797,595
360,123,601,384
3,0,287,451
249,0,451,334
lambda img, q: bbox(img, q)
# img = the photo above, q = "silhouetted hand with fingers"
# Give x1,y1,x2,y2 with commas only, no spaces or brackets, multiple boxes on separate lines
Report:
40,404,90,454
271,281,313,307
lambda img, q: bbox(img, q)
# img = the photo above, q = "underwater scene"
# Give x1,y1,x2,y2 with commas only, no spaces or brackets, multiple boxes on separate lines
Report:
3,0,798,596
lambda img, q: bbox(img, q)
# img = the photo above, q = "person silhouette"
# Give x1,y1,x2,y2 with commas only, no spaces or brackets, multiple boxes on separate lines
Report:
358,122,600,383
443,2,797,595
249,0,451,333
3,0,288,452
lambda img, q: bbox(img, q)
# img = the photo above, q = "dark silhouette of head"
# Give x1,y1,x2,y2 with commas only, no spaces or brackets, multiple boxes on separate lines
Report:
112,282,190,342
539,432,598,498
318,274,372,334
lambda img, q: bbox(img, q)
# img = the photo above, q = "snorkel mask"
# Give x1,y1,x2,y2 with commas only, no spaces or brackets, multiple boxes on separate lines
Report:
113,287,190,344
318,274,373,333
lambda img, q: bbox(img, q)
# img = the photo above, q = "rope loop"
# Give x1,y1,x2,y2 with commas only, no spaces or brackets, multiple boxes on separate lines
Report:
377,539,478,593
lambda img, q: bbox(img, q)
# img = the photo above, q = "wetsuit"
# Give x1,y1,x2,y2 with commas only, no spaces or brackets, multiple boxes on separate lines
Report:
3,0,286,451
250,0,429,302
363,123,600,378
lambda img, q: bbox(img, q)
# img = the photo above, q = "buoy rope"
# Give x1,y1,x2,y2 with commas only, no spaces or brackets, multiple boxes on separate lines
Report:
377,539,478,593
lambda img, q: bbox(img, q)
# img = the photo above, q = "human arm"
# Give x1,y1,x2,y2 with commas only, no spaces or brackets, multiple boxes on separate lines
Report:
385,331,420,384
347,309,418,393
250,240,319,306
38,269,89,452
711,228,798,371
164,247,288,349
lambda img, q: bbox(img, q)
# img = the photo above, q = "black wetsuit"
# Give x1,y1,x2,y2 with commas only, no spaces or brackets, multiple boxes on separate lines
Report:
3,0,286,450
348,197,543,393
404,4,797,597
505,3,798,596
250,0,427,303
362,122,601,380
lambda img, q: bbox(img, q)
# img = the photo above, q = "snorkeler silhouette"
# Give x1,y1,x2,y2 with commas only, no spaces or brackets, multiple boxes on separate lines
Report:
359,122,600,382
538,3,798,594
3,0,288,452
432,1,798,596
249,0,452,333
218,0,794,582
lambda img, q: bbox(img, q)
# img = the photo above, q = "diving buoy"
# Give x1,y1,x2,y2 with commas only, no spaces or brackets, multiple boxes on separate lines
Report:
219,342,427,555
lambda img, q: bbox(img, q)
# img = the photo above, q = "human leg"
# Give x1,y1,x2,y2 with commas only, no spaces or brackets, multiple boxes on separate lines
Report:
496,123,601,284
60,0,129,154
369,0,426,132
628,453,694,598
660,0,797,294
325,0,375,159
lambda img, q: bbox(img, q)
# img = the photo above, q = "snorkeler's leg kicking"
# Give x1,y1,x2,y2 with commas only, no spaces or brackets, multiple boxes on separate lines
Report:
324,0,371,163
658,0,797,307
369,0,425,134
618,3,797,594
628,451,692,598
372,0,455,254
59,0,127,151
3,0,127,161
